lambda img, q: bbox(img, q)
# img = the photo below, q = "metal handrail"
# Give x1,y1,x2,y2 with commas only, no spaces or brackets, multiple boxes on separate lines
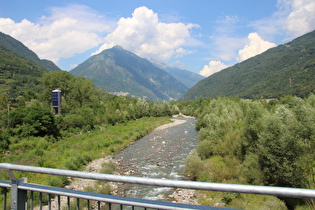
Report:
0,181,211,210
1,163,315,199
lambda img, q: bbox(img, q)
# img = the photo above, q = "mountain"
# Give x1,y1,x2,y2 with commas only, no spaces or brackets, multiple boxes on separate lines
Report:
0,32,60,97
71,46,188,101
149,59,205,88
0,32,60,72
181,30,315,100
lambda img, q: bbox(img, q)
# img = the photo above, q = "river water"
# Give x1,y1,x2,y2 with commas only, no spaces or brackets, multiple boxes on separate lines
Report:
113,116,198,201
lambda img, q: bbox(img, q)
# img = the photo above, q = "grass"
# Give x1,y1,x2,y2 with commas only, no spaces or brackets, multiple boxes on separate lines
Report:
0,116,171,185
0,116,171,209
197,190,287,209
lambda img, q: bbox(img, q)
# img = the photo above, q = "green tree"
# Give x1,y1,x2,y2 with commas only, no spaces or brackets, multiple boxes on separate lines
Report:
39,71,75,109
10,106,59,138
257,113,306,188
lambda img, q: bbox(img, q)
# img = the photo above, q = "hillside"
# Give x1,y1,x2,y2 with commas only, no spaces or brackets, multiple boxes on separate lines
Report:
150,59,205,88
0,32,60,72
181,30,315,100
0,32,60,97
71,46,188,101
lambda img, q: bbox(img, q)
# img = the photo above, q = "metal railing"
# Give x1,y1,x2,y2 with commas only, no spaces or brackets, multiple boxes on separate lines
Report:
0,163,315,209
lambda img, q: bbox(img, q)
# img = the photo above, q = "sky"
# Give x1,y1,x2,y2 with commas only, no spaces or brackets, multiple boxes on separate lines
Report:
0,0,314,76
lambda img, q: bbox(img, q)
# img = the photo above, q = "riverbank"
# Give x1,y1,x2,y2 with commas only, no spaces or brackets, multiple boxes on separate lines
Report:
113,114,199,202
63,114,199,207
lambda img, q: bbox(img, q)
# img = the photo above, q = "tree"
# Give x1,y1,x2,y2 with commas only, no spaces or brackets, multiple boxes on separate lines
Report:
40,70,75,106
9,106,59,138
257,113,306,188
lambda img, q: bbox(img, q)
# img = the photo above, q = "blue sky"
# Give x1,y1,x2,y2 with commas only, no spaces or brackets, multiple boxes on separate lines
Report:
0,0,314,76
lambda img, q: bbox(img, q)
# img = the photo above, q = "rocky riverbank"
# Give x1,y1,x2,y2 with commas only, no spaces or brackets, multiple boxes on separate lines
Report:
112,114,200,203
41,114,200,209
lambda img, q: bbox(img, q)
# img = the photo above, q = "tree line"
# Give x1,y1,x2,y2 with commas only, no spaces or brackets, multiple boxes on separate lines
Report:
0,70,179,152
1,70,314,208
182,95,315,209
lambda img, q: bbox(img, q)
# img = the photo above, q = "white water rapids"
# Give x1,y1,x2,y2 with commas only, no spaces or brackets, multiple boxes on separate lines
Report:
113,116,199,202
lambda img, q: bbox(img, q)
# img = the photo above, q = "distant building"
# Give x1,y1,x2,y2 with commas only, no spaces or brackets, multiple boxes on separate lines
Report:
52,89,61,115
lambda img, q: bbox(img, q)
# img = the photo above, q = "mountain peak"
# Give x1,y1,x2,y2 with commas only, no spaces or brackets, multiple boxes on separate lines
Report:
112,45,124,50
71,46,188,101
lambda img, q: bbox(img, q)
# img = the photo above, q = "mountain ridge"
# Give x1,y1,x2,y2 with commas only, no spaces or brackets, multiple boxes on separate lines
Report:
0,32,60,72
0,32,61,97
181,30,315,100
71,46,188,101
149,59,205,89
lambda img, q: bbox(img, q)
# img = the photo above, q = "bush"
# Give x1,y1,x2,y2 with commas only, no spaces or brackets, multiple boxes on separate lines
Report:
84,181,111,195
100,161,116,174
9,106,59,137
184,150,204,181
241,153,264,185
47,176,68,188
0,132,9,152
64,153,92,171
202,156,240,182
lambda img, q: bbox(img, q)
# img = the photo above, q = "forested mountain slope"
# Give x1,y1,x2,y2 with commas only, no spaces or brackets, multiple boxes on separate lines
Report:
150,59,205,88
0,32,60,72
71,46,188,101
181,30,315,100
0,32,60,97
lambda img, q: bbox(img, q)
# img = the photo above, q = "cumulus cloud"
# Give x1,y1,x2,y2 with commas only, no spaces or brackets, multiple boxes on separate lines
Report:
284,0,315,38
213,36,247,61
94,6,198,61
237,33,276,62
200,0,314,78
199,61,229,77
252,0,315,40
0,4,113,63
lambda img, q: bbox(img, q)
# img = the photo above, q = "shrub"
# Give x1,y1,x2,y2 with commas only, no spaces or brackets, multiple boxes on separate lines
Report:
84,181,111,195
184,150,204,181
100,161,116,174
64,153,92,171
0,132,9,152
47,176,68,188
241,153,264,185
200,155,241,183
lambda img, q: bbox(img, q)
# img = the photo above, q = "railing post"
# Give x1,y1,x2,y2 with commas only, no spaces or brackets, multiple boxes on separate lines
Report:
11,178,27,210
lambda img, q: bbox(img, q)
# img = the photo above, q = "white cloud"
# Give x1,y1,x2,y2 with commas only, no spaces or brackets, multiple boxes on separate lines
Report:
237,33,276,62
0,4,113,63
284,0,315,38
175,48,194,58
94,6,199,61
213,36,247,61
199,61,229,77
252,0,315,40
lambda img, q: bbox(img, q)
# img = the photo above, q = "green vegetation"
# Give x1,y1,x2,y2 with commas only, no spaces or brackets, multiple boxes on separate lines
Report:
1,30,315,209
0,49,47,97
181,95,315,209
182,30,315,100
0,70,174,208
71,45,188,101
0,32,61,98
0,32,60,72
0,70,178,194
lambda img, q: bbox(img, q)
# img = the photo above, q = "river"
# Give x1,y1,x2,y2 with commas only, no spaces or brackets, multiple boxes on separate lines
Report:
113,115,198,201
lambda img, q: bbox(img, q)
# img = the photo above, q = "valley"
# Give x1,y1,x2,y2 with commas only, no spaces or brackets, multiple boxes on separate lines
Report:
0,29,314,209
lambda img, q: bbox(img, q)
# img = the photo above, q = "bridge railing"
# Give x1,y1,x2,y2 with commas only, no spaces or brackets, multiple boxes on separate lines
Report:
0,163,315,209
